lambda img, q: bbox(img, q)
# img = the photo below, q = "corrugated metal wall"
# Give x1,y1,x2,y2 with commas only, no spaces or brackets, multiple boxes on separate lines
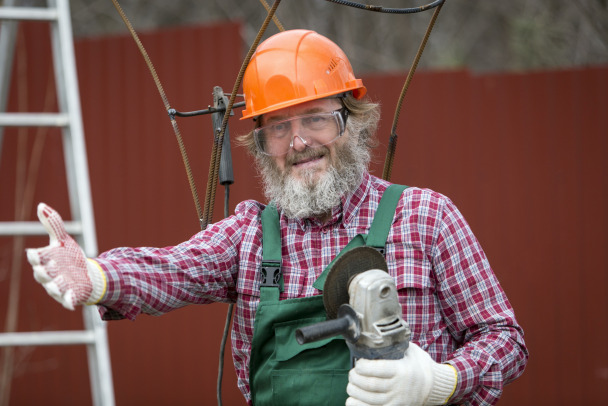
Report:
1,21,607,405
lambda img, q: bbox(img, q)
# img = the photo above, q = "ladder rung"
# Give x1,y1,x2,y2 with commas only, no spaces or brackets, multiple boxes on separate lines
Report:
0,330,95,347
0,7,58,21
0,112,70,127
0,221,83,236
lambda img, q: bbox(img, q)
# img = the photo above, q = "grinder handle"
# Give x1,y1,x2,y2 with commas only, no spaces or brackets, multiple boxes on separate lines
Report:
296,304,360,344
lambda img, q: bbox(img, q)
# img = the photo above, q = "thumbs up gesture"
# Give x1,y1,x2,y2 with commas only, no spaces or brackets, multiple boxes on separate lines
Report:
26,203,106,310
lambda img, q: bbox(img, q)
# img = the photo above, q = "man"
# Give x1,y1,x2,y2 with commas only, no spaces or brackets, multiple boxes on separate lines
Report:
27,29,528,405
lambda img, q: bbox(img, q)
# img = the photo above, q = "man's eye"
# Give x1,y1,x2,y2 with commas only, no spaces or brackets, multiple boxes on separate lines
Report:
271,123,287,133
303,115,327,125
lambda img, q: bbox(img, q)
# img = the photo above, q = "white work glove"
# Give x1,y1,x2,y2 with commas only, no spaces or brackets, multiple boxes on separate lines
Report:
26,203,106,310
346,343,457,406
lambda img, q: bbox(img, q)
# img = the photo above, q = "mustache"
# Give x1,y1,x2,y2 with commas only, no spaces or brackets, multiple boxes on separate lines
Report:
285,146,330,166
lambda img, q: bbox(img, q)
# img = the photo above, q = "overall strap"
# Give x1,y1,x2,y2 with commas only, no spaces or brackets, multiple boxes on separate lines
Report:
260,202,283,301
365,184,408,255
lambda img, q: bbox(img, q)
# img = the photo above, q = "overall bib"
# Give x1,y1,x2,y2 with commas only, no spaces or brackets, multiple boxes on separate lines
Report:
249,185,407,406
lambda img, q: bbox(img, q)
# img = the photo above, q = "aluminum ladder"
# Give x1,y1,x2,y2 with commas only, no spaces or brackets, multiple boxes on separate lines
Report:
0,1,115,405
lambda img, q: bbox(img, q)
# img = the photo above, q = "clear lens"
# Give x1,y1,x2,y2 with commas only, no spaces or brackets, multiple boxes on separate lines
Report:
254,108,347,156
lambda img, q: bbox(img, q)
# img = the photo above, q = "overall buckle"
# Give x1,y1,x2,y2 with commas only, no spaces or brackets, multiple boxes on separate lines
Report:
260,263,282,287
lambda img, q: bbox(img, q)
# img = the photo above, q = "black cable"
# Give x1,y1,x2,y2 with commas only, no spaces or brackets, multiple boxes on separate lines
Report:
325,0,444,13
217,301,234,406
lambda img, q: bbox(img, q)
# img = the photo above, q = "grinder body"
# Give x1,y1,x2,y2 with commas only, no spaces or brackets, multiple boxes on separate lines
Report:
296,268,411,360
347,269,410,359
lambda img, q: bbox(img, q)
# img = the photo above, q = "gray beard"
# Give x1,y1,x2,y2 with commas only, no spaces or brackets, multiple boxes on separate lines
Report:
257,135,370,220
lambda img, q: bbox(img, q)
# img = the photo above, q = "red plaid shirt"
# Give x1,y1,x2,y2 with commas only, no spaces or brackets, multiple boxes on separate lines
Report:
96,172,527,405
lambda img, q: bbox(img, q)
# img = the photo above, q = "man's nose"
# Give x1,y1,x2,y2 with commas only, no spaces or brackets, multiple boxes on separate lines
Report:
290,134,309,151
288,120,309,151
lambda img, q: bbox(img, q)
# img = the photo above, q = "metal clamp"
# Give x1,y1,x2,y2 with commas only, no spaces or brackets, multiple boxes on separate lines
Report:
373,246,386,256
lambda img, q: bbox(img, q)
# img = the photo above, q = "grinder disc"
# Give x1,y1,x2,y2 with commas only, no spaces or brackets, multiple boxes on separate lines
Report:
323,246,388,319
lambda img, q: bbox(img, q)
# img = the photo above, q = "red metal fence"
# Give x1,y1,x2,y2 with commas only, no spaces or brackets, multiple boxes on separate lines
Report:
1,21,607,405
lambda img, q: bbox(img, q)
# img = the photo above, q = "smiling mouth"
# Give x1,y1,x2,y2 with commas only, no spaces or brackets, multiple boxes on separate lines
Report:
293,155,324,166
288,148,328,167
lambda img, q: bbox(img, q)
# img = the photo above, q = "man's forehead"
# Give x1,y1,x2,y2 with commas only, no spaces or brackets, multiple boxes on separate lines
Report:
264,98,342,121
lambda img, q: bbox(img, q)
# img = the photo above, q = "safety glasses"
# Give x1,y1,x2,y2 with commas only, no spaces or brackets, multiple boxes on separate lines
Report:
254,107,349,156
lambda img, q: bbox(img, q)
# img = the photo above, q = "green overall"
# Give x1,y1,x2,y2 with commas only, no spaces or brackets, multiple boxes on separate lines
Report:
249,185,407,406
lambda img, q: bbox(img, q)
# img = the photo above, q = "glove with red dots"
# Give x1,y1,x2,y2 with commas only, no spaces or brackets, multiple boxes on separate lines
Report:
26,203,106,310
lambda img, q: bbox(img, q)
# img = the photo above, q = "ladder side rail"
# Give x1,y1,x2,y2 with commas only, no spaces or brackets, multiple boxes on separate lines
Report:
51,2,114,406
0,0,19,164
84,305,116,406
57,0,98,258
49,0,96,255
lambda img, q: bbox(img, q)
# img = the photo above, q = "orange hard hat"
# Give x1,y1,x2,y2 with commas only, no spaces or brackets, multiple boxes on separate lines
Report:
241,29,367,120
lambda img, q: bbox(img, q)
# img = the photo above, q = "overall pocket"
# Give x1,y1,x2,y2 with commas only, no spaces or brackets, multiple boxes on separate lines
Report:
270,317,351,406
